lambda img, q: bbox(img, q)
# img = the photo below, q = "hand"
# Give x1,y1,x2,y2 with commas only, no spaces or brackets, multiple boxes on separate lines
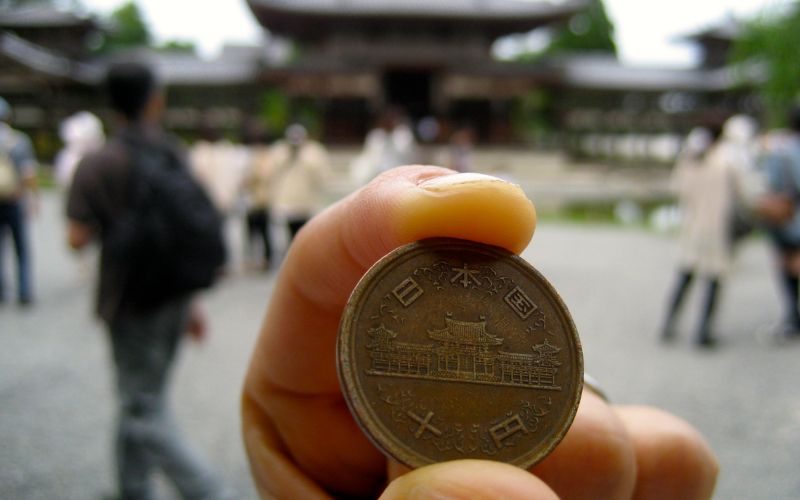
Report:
241,166,718,499
186,299,208,343
25,192,40,219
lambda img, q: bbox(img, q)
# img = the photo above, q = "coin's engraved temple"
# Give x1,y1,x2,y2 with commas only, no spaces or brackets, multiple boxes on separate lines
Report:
366,315,562,389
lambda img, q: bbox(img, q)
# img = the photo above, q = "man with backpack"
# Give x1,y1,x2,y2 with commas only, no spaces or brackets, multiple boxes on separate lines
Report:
66,62,229,500
0,96,37,306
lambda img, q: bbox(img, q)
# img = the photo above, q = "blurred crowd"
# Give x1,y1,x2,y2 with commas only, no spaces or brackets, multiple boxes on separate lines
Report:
4,89,800,348
662,109,800,347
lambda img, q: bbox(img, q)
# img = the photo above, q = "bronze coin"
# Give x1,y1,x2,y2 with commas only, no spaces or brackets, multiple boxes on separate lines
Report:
338,238,583,469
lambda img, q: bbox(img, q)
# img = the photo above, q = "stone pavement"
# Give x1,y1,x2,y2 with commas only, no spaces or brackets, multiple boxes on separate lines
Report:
2,186,798,499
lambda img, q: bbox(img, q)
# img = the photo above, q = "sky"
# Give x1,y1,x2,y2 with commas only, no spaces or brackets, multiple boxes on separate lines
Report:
78,0,787,67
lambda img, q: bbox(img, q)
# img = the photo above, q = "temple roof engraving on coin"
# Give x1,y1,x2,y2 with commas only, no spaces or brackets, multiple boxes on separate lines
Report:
366,314,562,390
338,239,583,468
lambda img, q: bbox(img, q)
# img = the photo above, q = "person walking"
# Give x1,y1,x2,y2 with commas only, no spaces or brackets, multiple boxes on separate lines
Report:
271,124,331,241
0,96,37,306
759,105,800,340
350,107,417,185
65,62,229,500
661,123,752,348
54,110,105,189
241,125,277,270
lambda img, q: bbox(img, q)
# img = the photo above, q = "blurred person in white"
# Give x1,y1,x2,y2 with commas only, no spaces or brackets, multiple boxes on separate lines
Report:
661,122,753,348
54,111,105,189
720,115,763,248
54,112,106,279
350,106,417,185
190,125,250,272
271,124,331,242
241,121,278,270
447,124,477,173
189,125,249,215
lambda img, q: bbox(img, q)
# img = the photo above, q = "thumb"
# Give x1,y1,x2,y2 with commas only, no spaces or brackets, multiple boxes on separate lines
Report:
380,460,558,500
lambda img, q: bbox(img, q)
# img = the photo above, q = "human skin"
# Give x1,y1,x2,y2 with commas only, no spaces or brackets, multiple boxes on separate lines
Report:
241,165,718,499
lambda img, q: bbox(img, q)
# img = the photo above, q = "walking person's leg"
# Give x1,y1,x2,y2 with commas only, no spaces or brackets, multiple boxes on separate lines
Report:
0,205,8,302
145,299,224,499
109,299,224,500
287,217,308,242
245,210,260,267
260,208,273,265
108,317,158,500
661,270,694,340
697,277,721,347
780,272,799,324
7,202,32,304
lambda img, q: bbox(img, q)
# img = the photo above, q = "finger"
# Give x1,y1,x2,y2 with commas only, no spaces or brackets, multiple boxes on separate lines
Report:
530,390,637,499
241,396,330,500
380,460,559,500
247,166,536,395
616,406,718,500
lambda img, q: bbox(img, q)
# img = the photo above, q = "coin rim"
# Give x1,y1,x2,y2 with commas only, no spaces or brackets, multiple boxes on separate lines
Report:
337,238,584,469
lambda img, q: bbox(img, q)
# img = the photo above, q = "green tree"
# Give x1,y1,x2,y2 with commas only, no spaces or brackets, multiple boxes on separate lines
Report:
512,0,617,62
732,1,800,127
157,40,196,53
545,0,617,56
510,0,617,139
96,1,151,52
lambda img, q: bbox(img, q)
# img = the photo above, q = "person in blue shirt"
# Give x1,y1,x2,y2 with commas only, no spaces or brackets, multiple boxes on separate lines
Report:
761,105,800,339
0,96,37,306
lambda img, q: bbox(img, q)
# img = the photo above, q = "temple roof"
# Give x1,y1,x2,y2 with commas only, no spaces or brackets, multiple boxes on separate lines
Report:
0,6,98,29
247,0,590,39
680,17,742,43
429,318,503,346
0,32,101,85
531,338,561,355
554,54,737,91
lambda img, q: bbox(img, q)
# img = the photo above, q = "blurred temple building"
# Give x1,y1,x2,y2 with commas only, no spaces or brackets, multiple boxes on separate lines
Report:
1,1,759,161
246,0,591,143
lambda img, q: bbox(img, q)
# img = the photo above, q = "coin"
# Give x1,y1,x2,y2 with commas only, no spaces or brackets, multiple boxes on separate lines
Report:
338,238,583,469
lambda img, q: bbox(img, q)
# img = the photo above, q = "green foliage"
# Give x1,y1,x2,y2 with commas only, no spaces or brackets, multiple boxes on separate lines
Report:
732,1,800,127
510,0,617,137
512,89,554,135
157,40,196,53
259,89,291,133
95,1,151,53
546,0,617,56
512,0,616,63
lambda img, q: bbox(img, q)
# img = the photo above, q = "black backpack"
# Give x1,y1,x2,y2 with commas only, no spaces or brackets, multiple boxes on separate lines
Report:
107,131,226,309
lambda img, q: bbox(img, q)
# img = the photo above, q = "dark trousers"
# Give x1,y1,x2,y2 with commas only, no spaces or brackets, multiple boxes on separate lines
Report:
245,208,272,263
778,270,800,329
287,216,309,242
108,299,221,500
0,201,32,302
662,270,721,344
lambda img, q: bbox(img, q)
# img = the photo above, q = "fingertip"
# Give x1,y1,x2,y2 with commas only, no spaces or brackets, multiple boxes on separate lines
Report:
389,168,537,254
380,460,557,500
